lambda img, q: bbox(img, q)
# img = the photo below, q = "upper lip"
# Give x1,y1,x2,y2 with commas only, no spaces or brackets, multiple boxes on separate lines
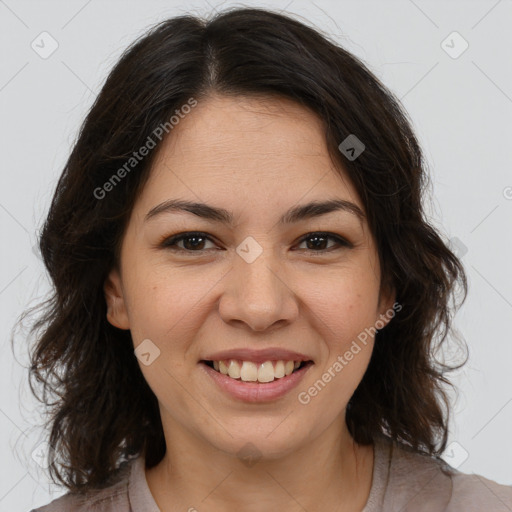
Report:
201,348,314,365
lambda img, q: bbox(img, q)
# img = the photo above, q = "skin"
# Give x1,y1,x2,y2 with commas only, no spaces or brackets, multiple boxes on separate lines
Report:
104,93,395,512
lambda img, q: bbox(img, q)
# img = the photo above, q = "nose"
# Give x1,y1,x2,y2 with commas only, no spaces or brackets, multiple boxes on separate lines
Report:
218,246,299,332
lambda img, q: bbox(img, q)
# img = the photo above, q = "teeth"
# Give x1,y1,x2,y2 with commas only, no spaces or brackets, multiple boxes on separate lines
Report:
209,359,306,383
274,360,285,378
219,360,229,375
257,361,274,383
240,361,258,381
228,360,241,379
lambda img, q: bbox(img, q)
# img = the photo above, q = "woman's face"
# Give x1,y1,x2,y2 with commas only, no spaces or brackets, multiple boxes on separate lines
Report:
105,94,395,459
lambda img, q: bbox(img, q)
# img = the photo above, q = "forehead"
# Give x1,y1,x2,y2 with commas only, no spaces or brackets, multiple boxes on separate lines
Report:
162,94,327,158
138,94,362,214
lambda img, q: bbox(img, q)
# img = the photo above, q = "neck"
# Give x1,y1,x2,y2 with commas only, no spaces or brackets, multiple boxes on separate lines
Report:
145,413,375,512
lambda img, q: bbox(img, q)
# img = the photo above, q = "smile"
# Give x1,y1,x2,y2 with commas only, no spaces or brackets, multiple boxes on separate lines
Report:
199,359,314,402
202,359,311,383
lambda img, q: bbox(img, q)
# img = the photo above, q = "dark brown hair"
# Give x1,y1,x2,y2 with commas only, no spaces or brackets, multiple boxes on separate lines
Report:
22,7,467,493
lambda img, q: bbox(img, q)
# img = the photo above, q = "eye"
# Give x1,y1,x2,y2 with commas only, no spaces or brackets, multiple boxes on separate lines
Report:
159,231,351,255
160,232,218,252
294,232,351,253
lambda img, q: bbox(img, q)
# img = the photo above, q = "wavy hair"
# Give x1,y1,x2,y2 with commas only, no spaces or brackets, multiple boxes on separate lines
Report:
21,7,467,493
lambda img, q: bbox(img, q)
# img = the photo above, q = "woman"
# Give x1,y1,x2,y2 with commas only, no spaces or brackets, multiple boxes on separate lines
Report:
27,7,512,512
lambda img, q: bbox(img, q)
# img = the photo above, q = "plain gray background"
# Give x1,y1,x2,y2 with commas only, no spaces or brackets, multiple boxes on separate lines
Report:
1,0,511,510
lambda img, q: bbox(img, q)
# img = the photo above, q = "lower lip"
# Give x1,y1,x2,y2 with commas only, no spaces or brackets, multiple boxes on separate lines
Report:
199,361,313,402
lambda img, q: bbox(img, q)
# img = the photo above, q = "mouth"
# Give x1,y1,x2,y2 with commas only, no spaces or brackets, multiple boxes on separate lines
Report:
199,358,314,402
200,359,314,384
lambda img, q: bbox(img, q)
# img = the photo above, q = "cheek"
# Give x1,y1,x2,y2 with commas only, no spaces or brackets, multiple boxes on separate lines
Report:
296,274,378,416
123,268,221,350
298,266,381,348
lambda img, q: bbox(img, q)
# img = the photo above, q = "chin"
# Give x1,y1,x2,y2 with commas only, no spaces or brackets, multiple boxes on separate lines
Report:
205,427,304,463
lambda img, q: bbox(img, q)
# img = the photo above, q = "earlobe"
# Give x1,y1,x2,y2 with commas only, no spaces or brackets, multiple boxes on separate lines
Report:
104,267,130,330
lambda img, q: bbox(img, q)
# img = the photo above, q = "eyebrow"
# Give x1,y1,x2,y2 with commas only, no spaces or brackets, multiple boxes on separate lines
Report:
144,198,365,225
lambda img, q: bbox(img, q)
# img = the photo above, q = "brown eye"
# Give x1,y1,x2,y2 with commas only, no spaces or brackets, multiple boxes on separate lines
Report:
162,232,217,252
160,231,351,255
296,232,351,252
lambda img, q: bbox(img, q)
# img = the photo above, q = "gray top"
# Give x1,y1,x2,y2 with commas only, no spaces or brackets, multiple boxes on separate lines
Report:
30,434,512,511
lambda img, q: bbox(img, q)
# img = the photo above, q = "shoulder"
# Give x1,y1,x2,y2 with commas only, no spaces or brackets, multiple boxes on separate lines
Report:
446,470,512,511
377,436,512,512
29,458,135,512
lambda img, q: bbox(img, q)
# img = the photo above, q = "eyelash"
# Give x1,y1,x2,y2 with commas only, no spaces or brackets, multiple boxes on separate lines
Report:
159,231,352,255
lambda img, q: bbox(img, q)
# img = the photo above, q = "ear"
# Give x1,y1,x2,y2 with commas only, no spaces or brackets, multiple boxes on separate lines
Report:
376,280,398,329
104,267,130,330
